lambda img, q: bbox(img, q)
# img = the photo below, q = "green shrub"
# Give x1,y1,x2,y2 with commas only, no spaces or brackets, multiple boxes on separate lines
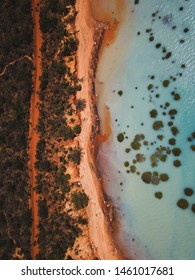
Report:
38,199,48,219
68,148,82,165
73,124,81,134
71,192,89,210
76,99,86,111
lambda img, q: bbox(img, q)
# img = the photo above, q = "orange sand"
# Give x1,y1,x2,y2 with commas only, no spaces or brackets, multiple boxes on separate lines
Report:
29,0,42,259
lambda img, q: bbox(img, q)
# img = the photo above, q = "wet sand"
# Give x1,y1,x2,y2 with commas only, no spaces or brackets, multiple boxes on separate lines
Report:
76,0,128,259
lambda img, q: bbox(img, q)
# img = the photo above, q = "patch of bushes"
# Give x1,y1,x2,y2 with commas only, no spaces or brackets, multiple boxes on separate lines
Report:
71,192,89,210
0,0,33,259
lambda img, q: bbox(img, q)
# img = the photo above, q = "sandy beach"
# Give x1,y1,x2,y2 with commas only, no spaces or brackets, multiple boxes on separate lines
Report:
76,0,126,259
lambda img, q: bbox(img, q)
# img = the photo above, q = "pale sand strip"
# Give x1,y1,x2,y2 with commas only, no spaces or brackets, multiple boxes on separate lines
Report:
76,0,123,260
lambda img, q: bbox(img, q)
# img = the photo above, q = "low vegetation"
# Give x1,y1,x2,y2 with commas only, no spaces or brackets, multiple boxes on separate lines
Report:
34,0,89,259
0,0,33,259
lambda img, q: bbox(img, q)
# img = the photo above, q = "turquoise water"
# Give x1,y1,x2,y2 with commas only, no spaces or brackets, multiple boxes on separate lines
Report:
96,0,195,259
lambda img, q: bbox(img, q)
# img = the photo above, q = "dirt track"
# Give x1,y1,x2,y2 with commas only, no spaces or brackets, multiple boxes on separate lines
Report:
29,0,42,259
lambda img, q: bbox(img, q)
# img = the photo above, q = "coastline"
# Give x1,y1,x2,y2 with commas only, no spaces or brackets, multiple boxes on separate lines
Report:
76,0,127,259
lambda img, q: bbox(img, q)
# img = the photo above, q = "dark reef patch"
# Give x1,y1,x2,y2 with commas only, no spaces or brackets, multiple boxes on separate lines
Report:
162,14,173,25
172,148,181,157
153,120,164,131
191,204,195,214
191,145,195,152
160,173,169,182
155,192,163,199
150,109,158,118
162,80,170,87
118,90,123,96
177,199,189,209
184,188,194,197
117,133,124,143
169,138,176,145
171,126,179,136
173,160,181,167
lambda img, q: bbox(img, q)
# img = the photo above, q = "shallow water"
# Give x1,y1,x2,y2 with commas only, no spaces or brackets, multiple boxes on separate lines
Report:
96,0,195,259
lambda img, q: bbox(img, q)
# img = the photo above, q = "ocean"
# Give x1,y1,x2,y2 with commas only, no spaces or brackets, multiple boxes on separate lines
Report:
95,0,195,259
